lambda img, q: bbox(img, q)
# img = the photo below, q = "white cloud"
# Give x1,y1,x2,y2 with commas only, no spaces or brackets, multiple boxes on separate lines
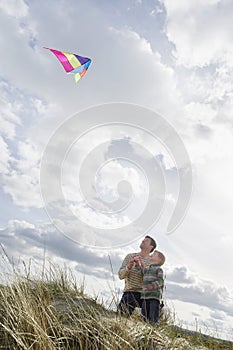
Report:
166,265,233,318
106,27,181,117
184,102,217,125
167,299,233,341
191,158,233,244
0,136,11,174
0,98,21,139
184,114,233,165
62,142,149,230
0,219,122,281
164,0,233,68
176,64,233,111
2,139,41,208
166,265,196,284
0,0,28,18
0,1,182,120
150,6,163,16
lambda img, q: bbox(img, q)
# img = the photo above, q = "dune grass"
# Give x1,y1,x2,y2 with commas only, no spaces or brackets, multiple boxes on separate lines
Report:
0,256,232,349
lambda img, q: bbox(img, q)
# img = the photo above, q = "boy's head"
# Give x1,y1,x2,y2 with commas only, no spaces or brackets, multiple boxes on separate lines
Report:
150,250,165,265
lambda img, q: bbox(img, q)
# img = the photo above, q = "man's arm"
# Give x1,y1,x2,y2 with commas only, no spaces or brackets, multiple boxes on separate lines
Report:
118,254,135,280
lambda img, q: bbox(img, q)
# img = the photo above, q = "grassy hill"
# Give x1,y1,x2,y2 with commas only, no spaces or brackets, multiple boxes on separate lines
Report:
0,265,232,350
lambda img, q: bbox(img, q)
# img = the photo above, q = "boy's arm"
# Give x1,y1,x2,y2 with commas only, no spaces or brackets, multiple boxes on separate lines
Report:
146,268,164,290
153,268,164,289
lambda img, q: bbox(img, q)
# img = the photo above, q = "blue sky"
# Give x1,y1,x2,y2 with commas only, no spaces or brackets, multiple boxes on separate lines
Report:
0,0,233,341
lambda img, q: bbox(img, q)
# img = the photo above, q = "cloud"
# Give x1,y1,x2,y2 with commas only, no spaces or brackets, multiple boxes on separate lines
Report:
0,219,123,281
0,0,28,18
2,139,41,208
0,97,20,175
163,0,233,146
164,0,233,68
166,265,233,318
166,265,195,284
0,97,21,139
0,0,182,119
0,81,50,208
0,136,11,174
0,0,183,214
210,309,226,321
105,27,181,115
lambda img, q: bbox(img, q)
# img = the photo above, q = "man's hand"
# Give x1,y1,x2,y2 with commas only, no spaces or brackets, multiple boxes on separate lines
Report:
127,256,135,270
134,256,145,268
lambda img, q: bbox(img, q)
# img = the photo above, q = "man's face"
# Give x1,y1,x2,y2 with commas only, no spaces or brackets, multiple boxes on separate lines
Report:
140,237,152,250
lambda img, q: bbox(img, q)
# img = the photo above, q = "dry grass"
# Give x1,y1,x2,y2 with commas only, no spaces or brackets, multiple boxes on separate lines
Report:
0,257,232,350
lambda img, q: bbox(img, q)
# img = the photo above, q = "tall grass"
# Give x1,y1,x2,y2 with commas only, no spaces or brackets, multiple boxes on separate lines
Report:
0,257,166,350
0,254,232,349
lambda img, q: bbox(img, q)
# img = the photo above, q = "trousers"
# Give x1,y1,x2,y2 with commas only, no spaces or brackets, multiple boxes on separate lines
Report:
118,291,142,315
141,298,160,323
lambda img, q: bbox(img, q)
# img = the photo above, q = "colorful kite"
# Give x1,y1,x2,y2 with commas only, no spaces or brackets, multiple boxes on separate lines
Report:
44,47,91,83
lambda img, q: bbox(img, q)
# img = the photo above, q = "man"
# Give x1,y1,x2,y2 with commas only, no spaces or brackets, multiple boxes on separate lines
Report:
118,235,157,316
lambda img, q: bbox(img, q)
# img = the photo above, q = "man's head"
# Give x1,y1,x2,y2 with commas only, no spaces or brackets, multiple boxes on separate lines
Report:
140,235,157,253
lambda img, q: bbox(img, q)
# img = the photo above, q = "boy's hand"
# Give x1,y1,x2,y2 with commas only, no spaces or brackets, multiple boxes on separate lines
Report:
139,260,145,268
146,284,153,291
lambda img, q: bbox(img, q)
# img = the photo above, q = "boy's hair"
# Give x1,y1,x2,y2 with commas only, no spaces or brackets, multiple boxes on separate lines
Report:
145,235,157,252
154,250,166,265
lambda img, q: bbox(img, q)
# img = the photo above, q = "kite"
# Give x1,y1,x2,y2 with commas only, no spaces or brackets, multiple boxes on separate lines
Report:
44,47,91,83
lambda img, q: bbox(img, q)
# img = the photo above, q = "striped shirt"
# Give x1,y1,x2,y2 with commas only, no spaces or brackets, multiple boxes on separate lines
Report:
118,253,151,292
141,264,164,300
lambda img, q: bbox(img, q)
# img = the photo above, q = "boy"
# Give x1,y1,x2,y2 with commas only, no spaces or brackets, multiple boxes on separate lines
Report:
141,250,165,324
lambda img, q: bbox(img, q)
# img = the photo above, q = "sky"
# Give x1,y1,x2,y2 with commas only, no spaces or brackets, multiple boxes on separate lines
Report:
0,0,233,341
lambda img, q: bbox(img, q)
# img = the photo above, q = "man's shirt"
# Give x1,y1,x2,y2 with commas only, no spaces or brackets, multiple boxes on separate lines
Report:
118,253,151,292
